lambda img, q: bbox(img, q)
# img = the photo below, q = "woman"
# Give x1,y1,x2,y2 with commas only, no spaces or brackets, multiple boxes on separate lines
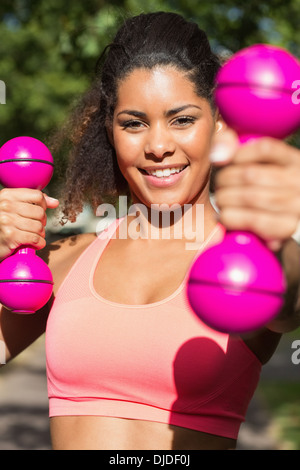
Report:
0,12,300,450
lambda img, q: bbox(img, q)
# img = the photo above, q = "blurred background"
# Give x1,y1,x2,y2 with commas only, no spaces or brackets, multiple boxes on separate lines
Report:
0,0,299,450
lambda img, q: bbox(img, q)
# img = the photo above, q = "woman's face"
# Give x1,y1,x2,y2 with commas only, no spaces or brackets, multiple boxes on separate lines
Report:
111,66,220,209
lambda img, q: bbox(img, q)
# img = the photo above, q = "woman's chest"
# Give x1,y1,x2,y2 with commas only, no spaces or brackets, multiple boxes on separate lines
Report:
93,238,198,305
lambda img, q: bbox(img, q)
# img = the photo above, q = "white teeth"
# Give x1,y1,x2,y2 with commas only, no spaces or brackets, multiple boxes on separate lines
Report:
146,167,185,178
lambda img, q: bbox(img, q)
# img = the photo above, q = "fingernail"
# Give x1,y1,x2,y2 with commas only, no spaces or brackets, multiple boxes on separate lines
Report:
46,196,59,203
209,143,233,163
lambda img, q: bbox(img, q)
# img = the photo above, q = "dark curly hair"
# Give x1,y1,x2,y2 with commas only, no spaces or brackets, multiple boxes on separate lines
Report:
53,11,221,223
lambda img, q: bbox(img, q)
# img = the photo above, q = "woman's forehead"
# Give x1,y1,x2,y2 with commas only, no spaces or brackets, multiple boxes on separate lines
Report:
115,66,207,112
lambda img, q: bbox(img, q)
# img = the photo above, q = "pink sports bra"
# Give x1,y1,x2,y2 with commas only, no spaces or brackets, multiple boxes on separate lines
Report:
46,218,261,440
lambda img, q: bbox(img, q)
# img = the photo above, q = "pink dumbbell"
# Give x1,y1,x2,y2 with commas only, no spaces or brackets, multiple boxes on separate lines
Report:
0,136,54,313
187,44,300,334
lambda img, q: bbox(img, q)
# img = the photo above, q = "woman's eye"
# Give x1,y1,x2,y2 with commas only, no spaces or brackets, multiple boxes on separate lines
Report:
121,120,145,130
173,116,196,126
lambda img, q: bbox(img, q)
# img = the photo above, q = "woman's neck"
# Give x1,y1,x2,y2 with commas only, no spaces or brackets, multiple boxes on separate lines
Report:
124,193,218,250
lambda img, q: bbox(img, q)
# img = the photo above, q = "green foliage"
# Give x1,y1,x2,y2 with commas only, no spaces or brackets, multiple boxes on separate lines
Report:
258,380,300,450
0,1,125,144
0,0,299,190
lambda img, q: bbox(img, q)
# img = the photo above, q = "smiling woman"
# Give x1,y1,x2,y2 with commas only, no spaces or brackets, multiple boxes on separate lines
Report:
1,10,300,451
52,12,221,224
111,67,218,209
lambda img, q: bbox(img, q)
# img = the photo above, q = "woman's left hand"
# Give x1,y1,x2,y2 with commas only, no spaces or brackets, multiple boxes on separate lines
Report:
210,129,300,251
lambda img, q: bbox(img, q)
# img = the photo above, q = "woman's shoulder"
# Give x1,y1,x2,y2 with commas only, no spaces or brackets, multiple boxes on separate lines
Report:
38,232,97,295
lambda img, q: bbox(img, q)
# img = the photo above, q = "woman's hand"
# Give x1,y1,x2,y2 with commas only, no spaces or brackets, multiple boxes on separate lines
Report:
0,188,59,261
210,129,300,251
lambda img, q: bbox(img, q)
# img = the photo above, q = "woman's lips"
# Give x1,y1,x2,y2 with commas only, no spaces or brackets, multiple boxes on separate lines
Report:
139,165,189,187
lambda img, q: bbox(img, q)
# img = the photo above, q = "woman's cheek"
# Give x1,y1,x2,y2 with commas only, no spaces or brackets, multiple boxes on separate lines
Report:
115,135,144,170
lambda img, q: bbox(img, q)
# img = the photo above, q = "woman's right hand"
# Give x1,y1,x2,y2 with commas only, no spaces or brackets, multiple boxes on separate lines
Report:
0,188,59,261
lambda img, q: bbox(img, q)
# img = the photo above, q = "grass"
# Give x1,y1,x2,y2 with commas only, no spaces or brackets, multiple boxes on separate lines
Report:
257,380,300,450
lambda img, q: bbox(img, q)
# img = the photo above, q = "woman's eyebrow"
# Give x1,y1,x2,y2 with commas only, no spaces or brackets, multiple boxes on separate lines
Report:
165,104,202,117
117,104,202,119
117,110,146,118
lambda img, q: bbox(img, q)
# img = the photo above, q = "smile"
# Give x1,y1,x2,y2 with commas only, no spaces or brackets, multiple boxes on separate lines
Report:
139,165,188,178
138,164,189,188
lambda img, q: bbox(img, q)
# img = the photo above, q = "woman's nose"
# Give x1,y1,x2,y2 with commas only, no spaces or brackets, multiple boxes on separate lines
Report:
144,124,176,159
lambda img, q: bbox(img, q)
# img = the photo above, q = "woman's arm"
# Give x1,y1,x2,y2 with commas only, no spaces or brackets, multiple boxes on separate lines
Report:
267,237,300,333
0,302,50,365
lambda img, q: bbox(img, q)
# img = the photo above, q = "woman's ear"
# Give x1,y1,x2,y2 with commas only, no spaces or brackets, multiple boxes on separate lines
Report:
216,121,223,133
215,113,226,134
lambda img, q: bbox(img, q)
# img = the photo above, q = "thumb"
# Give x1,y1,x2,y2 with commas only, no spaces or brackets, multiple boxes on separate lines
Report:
44,194,60,209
